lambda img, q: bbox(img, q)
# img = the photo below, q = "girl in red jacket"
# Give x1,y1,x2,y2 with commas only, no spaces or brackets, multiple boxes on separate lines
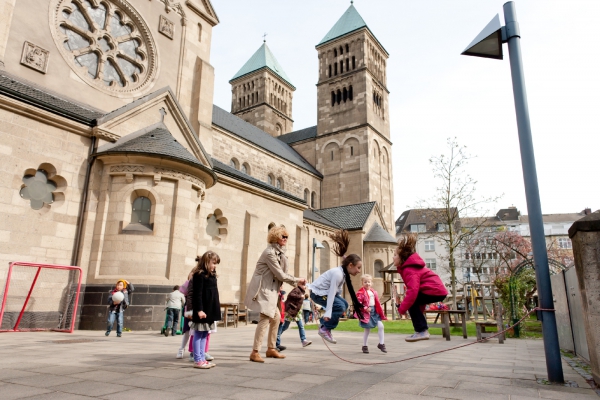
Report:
394,234,448,342
356,274,387,353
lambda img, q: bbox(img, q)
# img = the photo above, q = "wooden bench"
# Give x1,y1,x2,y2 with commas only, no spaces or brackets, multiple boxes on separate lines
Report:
425,310,468,341
475,304,505,343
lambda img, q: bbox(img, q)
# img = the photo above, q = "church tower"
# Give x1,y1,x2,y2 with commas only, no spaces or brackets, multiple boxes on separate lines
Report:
230,42,295,137
313,4,394,231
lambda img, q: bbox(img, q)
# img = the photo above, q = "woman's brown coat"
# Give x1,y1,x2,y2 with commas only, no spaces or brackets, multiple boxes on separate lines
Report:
244,243,298,318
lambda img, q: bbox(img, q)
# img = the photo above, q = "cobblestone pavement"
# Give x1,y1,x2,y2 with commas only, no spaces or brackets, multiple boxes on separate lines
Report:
0,325,598,399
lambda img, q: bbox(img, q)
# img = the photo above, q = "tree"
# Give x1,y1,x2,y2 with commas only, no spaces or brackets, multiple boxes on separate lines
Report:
417,138,502,308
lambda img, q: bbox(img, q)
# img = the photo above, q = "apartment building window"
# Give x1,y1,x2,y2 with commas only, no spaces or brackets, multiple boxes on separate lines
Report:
558,238,572,249
437,223,449,232
410,224,426,233
424,240,435,251
425,258,437,270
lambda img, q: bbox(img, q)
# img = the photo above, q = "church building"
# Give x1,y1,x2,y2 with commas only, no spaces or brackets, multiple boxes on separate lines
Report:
0,0,397,330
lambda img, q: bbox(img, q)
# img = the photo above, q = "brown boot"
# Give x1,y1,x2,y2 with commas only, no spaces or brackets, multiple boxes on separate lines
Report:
266,348,286,359
249,350,264,363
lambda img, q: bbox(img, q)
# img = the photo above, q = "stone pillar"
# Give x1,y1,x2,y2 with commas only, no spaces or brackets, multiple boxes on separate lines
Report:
0,0,17,68
569,211,600,385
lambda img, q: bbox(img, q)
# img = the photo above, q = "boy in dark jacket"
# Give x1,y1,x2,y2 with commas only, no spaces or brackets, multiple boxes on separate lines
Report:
277,285,312,349
106,280,134,337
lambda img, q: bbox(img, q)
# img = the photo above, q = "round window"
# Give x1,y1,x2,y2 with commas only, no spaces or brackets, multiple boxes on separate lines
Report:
50,0,158,96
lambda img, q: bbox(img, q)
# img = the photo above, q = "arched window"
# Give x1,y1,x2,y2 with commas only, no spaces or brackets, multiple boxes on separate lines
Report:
241,163,248,175
276,178,283,190
334,49,337,57
336,90,342,104
198,23,202,42
229,158,239,169
331,91,335,107
375,260,384,278
346,44,350,53
328,64,332,77
268,174,274,186
320,240,330,273
339,46,343,55
352,56,356,69
350,146,354,156
311,191,316,208
349,85,353,101
334,63,338,76
346,58,349,71
132,196,151,225
343,87,348,102
304,189,309,203
340,62,343,74
268,222,276,231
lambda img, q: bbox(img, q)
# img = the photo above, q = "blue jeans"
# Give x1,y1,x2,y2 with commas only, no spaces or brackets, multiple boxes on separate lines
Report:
303,310,312,324
106,311,123,335
192,330,209,362
166,308,180,330
276,318,306,346
310,292,348,331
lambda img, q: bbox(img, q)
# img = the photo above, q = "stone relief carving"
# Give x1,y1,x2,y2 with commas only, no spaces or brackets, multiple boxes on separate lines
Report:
153,167,206,189
110,165,144,173
158,15,174,39
159,0,186,18
20,42,50,74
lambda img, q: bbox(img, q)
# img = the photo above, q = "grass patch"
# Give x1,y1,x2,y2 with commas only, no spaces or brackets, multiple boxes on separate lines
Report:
303,319,480,337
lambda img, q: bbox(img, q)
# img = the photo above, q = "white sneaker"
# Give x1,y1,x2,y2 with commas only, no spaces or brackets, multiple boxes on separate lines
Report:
205,353,214,361
176,349,184,359
188,353,194,362
405,330,430,342
302,340,312,347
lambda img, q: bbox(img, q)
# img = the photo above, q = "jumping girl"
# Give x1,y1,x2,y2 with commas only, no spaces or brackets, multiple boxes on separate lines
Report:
356,274,387,353
188,251,221,368
394,234,448,342
308,230,364,344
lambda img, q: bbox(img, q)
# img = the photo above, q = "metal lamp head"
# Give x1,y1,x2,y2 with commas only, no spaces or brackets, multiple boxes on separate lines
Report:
462,14,504,60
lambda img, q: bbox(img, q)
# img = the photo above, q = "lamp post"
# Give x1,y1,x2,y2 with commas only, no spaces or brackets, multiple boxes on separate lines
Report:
311,238,325,283
462,1,564,383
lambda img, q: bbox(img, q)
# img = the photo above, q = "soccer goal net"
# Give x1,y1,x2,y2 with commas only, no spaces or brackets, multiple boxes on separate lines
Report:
0,262,82,333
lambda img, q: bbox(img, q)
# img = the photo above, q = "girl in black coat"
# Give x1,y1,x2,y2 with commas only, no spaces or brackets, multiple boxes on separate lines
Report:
189,251,221,369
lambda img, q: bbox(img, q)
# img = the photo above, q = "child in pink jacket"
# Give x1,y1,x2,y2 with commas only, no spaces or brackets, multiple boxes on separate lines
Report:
355,274,387,353
394,234,448,342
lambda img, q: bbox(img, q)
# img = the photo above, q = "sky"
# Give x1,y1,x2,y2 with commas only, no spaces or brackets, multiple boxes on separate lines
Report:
209,0,600,219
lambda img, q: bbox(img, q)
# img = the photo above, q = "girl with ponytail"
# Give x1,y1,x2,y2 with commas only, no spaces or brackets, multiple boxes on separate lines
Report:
308,230,364,344
394,234,448,342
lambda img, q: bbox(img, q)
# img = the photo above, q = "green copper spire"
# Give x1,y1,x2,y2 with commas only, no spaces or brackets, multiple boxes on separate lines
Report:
317,4,367,46
230,42,294,88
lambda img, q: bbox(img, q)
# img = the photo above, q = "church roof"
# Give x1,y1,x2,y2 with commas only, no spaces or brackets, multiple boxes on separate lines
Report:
316,4,387,54
304,209,340,229
212,105,321,177
278,125,317,144
212,158,305,204
313,201,376,231
364,222,397,243
96,122,208,171
0,70,104,125
230,42,294,88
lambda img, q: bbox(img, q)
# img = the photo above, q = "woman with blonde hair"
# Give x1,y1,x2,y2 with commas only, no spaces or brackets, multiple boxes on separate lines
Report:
245,226,306,363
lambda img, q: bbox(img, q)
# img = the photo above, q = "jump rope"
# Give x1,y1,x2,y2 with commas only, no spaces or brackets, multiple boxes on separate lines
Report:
310,298,553,366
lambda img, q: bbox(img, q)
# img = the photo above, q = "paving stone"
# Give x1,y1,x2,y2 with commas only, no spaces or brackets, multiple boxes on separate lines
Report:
0,383,54,400
59,381,133,396
0,370,41,381
5,374,82,388
283,373,336,384
359,381,428,395
227,388,292,400
19,392,97,400
538,388,600,399
302,381,367,399
112,375,187,389
421,386,509,400
455,381,541,397
100,388,188,400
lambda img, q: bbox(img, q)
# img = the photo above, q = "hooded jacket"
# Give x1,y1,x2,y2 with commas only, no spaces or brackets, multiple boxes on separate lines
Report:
355,287,387,324
284,285,305,318
397,253,448,314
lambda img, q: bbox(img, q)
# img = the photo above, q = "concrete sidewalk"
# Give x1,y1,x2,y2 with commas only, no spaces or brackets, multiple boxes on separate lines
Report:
0,325,597,399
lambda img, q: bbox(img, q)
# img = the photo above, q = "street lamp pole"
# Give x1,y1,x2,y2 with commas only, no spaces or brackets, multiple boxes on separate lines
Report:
311,238,325,283
502,2,563,383
462,1,564,383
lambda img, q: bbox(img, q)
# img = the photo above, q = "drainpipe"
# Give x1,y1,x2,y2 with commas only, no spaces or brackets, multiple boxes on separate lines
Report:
70,133,97,266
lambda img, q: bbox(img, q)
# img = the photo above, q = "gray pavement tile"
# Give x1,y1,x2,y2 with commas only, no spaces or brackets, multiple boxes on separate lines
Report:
112,375,187,389
359,381,429,395
226,388,292,400
233,368,302,380
284,365,351,377
421,386,509,400
5,374,82,388
235,378,306,393
284,395,343,400
101,388,188,400
27,366,97,375
441,373,513,386
171,382,246,397
133,367,199,379
382,374,459,388
301,381,366,399
0,370,41,381
455,381,541,397
59,380,134,396
283,373,336,385
510,396,547,400
337,370,391,384
19,392,97,400
0,383,54,400
538,388,600,399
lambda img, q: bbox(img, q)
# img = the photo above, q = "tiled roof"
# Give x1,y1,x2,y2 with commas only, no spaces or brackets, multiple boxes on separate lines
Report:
364,222,396,243
0,70,104,125
278,125,317,144
212,105,321,177
396,208,459,233
303,209,340,229
313,201,376,230
96,122,204,168
212,158,305,204
230,42,294,88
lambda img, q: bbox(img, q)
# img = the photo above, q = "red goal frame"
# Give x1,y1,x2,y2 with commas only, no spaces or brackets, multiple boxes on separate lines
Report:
0,262,83,333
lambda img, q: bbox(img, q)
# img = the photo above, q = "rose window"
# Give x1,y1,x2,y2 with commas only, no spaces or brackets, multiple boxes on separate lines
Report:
51,0,157,94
